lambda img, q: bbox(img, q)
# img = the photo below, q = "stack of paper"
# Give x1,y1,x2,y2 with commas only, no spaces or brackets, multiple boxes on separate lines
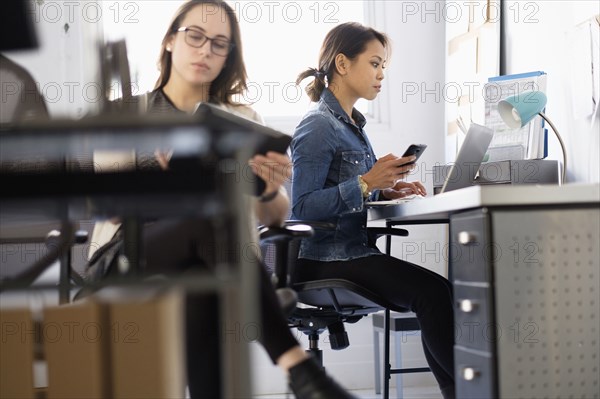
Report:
484,71,548,161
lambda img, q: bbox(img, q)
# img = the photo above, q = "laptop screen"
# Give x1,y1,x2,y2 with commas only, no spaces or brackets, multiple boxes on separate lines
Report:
440,123,494,193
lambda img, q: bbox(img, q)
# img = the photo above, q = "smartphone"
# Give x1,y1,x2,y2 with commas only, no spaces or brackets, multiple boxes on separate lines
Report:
401,144,427,165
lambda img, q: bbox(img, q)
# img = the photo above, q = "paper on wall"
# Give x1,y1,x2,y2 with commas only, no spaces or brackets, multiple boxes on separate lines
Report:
484,72,548,161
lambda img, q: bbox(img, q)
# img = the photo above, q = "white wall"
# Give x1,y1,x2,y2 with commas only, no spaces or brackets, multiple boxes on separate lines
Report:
251,0,449,394
503,0,599,183
3,0,102,119
368,0,447,194
371,0,449,305
3,0,449,395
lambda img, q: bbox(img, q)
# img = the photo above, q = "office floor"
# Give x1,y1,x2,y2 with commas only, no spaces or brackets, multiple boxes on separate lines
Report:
253,386,442,399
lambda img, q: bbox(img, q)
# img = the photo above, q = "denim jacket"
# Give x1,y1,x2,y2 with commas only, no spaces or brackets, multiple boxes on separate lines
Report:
291,89,383,261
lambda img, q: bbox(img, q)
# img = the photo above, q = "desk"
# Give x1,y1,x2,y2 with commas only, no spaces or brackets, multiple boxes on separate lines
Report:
368,184,600,398
0,113,279,398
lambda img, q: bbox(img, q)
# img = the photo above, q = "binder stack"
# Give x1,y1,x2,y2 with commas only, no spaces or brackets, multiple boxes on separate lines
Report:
484,71,548,161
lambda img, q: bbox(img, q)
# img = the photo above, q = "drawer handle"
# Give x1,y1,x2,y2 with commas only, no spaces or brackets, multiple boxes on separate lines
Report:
459,299,478,313
458,231,477,245
461,367,480,381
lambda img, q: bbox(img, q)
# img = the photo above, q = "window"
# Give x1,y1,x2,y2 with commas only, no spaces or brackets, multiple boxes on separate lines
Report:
102,1,370,122
101,1,182,95
233,1,366,118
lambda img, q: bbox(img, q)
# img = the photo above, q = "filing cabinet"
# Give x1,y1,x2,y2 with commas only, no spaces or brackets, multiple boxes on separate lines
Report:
453,347,496,398
450,210,492,283
450,207,600,398
454,284,495,353
451,209,498,398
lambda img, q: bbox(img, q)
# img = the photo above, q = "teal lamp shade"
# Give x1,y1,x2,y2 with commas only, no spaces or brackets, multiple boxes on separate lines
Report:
497,89,567,184
498,91,547,128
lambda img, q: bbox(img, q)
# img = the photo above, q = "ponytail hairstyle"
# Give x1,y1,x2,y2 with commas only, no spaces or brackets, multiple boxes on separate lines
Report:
154,0,247,105
296,22,389,102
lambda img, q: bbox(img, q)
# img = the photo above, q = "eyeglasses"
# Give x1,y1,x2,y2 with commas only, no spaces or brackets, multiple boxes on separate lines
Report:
176,27,234,57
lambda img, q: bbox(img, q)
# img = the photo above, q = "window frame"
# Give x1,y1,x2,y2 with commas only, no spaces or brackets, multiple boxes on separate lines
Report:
258,1,391,134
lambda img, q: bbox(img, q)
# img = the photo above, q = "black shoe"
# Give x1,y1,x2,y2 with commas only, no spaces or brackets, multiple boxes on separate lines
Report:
288,357,356,399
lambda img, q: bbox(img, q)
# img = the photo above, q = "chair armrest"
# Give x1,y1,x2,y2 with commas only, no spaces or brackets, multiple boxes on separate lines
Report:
46,229,89,247
257,223,317,310
258,224,315,243
367,227,409,238
284,220,336,230
258,220,334,292
258,220,335,242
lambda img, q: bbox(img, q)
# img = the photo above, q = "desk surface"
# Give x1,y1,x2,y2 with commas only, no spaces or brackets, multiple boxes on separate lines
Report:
368,183,600,223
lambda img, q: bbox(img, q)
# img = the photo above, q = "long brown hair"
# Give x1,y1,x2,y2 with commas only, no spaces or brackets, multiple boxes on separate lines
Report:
297,22,389,102
154,0,247,105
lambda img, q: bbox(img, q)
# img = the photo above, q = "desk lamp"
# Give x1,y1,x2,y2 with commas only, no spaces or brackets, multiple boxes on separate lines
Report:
498,91,566,184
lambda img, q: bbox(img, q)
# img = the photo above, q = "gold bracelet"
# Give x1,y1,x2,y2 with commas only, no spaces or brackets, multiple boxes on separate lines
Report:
358,175,372,198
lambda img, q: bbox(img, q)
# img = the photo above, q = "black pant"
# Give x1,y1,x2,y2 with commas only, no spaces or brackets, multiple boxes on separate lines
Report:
294,255,455,393
142,219,298,398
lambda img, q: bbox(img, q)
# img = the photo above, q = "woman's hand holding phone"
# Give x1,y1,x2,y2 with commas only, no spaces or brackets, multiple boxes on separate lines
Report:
361,153,416,191
361,144,427,193
401,144,427,165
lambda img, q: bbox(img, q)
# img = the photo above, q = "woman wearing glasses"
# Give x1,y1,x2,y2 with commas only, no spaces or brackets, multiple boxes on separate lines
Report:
150,1,252,115
86,1,354,398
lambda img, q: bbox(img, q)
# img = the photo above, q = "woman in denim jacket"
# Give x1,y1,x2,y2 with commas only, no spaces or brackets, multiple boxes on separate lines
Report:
291,22,455,399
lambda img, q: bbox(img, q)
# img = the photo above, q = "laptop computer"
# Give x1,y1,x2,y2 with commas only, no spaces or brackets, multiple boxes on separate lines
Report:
439,122,494,193
366,123,493,205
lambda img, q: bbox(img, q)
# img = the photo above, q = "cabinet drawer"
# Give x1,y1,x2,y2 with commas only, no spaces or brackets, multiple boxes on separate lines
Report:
454,284,495,352
450,210,492,283
455,346,497,399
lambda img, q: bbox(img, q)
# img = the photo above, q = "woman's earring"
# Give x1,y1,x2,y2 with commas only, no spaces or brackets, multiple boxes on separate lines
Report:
166,46,172,52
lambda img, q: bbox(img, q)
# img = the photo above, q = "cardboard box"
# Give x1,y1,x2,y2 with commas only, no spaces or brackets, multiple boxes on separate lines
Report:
107,288,185,399
43,299,110,399
0,308,36,399
5,288,185,398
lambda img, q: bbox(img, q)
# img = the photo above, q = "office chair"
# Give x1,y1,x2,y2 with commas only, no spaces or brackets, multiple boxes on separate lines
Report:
259,220,430,399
